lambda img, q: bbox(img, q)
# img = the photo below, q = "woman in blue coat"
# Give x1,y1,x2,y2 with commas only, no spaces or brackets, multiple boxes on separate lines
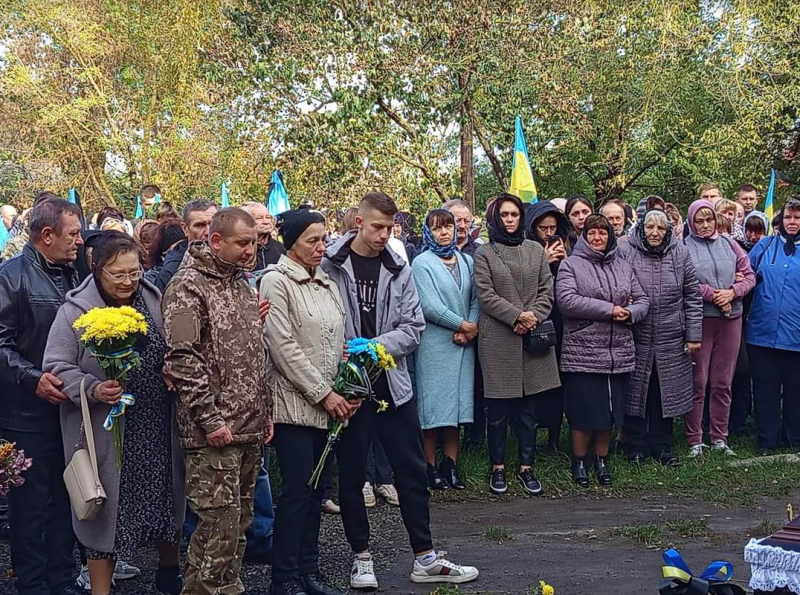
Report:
746,197,800,454
413,209,479,490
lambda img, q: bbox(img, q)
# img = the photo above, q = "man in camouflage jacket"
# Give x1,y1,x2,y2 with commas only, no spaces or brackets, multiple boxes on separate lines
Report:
162,208,273,595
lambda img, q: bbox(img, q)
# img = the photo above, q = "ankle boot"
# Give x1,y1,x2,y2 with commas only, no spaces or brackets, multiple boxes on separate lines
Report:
439,457,465,489
571,457,589,488
593,455,612,487
426,463,450,490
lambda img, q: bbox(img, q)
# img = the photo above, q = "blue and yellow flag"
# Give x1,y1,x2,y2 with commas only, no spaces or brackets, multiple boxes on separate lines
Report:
509,116,538,203
765,169,776,222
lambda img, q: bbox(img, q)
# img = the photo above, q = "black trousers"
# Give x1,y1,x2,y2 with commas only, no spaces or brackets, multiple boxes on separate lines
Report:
487,395,538,467
365,430,392,485
4,429,75,595
624,366,674,457
729,371,752,436
467,358,487,446
748,345,800,451
271,424,327,583
338,399,432,554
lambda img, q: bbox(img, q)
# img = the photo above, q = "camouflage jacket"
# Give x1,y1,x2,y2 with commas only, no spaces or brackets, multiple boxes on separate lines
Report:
162,241,271,449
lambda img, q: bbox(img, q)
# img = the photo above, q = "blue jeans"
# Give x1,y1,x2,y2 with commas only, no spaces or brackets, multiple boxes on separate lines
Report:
183,446,274,555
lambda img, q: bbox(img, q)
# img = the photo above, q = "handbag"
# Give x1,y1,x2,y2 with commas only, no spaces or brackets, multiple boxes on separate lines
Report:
523,318,557,354
63,377,107,521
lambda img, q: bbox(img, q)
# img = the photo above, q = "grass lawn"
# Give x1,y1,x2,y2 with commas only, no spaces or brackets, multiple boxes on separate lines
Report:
433,420,800,508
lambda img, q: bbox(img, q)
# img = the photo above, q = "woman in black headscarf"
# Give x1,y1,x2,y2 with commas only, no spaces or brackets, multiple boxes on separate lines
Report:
473,194,561,496
524,201,572,454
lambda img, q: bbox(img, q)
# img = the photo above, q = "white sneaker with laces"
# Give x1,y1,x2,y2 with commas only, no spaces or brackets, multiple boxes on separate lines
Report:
410,551,480,584
711,440,736,456
351,554,379,589
113,559,141,580
362,482,376,508
375,483,399,506
688,444,708,459
76,564,91,592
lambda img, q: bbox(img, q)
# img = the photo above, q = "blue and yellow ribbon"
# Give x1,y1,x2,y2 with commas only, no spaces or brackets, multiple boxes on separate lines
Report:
659,549,744,595
103,393,136,431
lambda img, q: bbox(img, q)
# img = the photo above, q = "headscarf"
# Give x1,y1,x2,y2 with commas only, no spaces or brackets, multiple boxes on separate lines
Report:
582,213,617,256
422,210,458,258
525,201,571,249
687,200,718,240
487,193,525,246
277,208,326,251
777,198,800,256
636,209,673,256
133,218,157,253
664,203,683,240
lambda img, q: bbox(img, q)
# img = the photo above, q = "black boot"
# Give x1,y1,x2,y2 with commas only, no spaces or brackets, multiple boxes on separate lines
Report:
571,456,589,488
155,565,183,595
593,455,612,487
439,456,466,489
269,578,309,595
301,572,344,595
426,463,450,490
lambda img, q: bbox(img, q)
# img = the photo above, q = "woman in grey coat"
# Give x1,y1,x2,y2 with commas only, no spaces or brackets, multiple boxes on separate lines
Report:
620,209,703,466
44,232,185,595
474,193,561,497
556,215,649,487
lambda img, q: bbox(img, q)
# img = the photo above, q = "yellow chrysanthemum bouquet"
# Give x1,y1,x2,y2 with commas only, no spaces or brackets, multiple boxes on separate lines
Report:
308,338,396,488
73,306,148,467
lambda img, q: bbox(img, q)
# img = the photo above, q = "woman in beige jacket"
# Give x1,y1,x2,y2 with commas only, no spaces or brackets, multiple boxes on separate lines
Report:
259,209,352,595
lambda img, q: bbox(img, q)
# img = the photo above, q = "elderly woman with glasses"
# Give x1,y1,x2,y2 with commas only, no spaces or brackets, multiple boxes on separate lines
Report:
44,231,185,595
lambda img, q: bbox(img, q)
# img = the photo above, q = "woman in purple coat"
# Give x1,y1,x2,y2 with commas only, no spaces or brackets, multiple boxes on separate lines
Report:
556,215,650,487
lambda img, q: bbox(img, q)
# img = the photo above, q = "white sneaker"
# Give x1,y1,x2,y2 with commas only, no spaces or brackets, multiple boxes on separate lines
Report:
688,444,708,459
375,483,399,507
113,559,141,580
711,440,736,456
321,499,341,514
76,565,91,592
351,554,379,589
362,482,376,508
410,551,480,584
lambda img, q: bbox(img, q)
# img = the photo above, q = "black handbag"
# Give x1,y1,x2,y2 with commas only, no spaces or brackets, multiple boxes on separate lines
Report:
523,319,557,354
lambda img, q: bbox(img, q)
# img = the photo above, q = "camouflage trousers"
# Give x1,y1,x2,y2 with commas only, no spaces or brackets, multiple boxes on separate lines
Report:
182,442,261,595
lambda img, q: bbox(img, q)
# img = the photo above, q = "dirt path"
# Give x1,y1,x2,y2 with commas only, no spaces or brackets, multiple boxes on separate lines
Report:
374,494,790,594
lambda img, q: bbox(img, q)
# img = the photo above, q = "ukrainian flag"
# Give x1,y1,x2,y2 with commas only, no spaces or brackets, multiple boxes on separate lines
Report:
509,116,538,203
765,169,776,222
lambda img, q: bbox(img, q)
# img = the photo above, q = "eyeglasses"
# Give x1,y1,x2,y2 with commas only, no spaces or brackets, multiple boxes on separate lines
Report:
102,268,143,283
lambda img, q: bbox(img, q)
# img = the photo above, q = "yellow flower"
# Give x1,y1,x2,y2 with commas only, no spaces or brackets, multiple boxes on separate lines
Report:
376,400,389,413
540,581,555,595
375,343,397,370
73,306,148,345
0,442,14,462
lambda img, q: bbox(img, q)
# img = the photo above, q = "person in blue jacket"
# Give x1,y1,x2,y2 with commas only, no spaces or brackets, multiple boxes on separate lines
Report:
746,197,800,455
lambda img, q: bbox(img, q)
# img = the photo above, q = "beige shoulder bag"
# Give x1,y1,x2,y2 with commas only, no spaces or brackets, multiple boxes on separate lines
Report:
63,377,107,521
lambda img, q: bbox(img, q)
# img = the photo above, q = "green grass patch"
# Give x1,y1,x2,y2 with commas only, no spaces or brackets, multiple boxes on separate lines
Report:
483,524,513,543
611,516,710,548
429,423,800,508
428,586,462,595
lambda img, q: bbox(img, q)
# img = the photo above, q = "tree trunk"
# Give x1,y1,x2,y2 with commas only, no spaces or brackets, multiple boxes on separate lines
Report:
460,99,475,211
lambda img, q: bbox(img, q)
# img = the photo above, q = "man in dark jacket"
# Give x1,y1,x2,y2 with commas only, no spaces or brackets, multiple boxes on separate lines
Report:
154,199,217,292
322,192,478,591
242,202,285,271
0,196,83,595
443,199,478,256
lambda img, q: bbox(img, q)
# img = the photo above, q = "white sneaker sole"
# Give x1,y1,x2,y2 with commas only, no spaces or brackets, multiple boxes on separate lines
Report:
350,578,379,590
410,569,480,584
489,482,507,495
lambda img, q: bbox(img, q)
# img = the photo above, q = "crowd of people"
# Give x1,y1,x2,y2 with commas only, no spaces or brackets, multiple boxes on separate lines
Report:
0,180,797,595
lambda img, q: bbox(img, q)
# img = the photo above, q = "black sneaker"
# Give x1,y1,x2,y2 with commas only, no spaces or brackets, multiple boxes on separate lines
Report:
489,468,507,495
517,469,543,495
657,451,679,467
301,572,343,595
627,450,647,464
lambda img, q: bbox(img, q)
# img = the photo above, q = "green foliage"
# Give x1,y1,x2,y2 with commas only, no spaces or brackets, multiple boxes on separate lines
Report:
1,1,798,216
483,524,513,543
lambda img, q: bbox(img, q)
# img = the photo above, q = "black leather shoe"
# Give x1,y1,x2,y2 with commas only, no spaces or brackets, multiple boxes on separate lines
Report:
301,573,343,595
627,450,647,464
658,451,679,467
517,468,543,495
571,457,590,488
439,456,466,489
269,578,309,595
759,448,772,457
426,463,450,490
155,565,183,595
489,467,507,495
593,455,612,487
